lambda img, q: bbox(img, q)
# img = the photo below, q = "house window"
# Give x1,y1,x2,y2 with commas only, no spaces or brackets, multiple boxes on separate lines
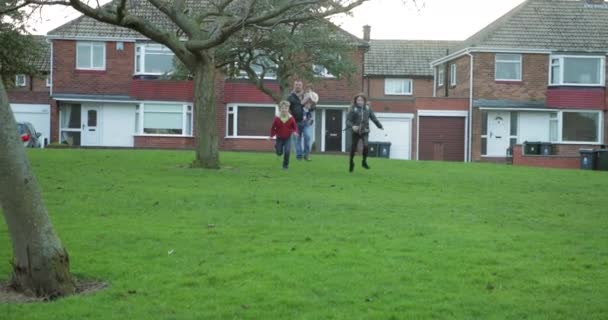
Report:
562,111,600,142
437,67,444,86
76,42,105,70
59,104,82,146
450,64,457,86
510,111,518,146
226,105,277,137
549,55,604,86
236,53,277,79
548,111,601,143
495,54,522,81
313,64,335,78
45,77,51,87
139,103,192,136
481,110,488,156
135,43,175,75
15,74,26,87
385,79,412,95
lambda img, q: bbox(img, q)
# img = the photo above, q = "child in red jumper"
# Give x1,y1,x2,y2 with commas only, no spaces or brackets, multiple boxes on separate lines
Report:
270,100,299,169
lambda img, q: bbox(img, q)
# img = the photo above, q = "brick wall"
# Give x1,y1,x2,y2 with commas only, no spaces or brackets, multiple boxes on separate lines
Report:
471,107,482,161
445,55,471,98
53,40,134,96
50,100,59,143
131,79,194,101
512,144,579,169
8,75,50,104
134,136,195,149
473,53,548,101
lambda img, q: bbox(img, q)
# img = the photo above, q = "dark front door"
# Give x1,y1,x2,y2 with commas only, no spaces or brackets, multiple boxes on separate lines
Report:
325,109,342,152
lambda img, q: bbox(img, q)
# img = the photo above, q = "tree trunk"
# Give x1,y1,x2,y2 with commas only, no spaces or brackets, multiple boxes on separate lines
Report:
0,79,75,298
191,51,220,169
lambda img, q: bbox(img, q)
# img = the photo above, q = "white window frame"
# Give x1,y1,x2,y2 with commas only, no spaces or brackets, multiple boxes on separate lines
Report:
384,78,413,95
135,43,175,75
450,63,457,86
225,103,278,138
135,103,193,137
313,64,336,78
548,55,605,87
548,110,603,144
45,77,51,87
495,53,522,81
437,67,444,86
15,74,26,87
76,42,106,70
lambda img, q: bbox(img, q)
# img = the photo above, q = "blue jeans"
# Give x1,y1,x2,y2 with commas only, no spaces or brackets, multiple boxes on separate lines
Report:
295,121,312,159
275,137,292,168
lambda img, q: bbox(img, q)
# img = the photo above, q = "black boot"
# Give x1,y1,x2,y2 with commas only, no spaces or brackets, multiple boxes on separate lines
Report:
362,160,370,169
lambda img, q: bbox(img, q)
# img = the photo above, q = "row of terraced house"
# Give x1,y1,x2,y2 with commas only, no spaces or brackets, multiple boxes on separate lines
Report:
8,0,608,169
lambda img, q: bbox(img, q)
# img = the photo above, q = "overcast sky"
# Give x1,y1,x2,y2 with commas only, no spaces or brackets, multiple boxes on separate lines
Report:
29,0,527,40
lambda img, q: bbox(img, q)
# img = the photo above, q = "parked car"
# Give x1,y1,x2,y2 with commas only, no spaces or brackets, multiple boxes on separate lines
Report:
17,122,42,148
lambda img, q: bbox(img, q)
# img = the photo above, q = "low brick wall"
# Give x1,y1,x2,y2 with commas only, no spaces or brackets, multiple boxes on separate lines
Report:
512,144,579,169
134,136,195,149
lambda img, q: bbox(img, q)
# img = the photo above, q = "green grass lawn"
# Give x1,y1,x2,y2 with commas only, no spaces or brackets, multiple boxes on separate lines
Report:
1,149,607,319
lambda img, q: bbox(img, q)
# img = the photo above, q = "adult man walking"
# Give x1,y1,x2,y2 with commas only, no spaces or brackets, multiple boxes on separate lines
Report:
287,80,314,161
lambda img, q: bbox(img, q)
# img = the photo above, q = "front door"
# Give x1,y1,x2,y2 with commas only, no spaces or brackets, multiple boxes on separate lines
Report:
82,106,101,146
487,111,510,156
325,109,342,152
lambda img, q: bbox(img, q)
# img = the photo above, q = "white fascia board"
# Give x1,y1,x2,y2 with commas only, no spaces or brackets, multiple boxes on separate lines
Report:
418,110,468,117
430,47,553,67
54,97,193,105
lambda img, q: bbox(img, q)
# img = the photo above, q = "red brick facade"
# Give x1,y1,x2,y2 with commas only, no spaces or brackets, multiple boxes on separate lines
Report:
7,75,50,104
53,40,134,96
512,144,579,169
546,87,606,109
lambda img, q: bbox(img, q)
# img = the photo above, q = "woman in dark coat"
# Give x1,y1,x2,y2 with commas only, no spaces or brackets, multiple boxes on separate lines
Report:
346,93,383,172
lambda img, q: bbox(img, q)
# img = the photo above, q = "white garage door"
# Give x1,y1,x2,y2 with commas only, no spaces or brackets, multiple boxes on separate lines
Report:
368,113,413,160
10,104,51,145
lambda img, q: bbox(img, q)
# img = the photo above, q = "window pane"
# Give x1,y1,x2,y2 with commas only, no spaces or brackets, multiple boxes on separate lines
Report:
385,79,411,94
496,54,520,62
228,114,234,136
481,110,488,135
145,104,182,113
563,57,601,84
510,112,518,135
562,112,599,142
551,59,560,84
481,137,487,155
77,44,91,68
61,104,81,129
144,112,183,134
144,54,174,74
186,113,192,135
87,110,97,126
237,107,275,136
496,62,521,80
92,44,104,68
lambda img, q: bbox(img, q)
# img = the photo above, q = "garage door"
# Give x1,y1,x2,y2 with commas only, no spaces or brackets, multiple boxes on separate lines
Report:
419,116,465,161
10,104,51,145
368,113,412,160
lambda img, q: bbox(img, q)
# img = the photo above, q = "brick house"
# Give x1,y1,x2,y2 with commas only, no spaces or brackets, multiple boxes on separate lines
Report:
430,0,608,168
363,35,467,160
7,36,52,145
44,1,368,152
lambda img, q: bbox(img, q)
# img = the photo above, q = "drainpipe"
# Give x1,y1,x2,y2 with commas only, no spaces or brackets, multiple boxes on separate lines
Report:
465,51,474,162
49,39,53,97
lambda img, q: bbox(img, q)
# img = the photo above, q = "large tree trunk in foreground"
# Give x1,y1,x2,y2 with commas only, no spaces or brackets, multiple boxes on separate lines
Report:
0,79,75,298
191,52,220,169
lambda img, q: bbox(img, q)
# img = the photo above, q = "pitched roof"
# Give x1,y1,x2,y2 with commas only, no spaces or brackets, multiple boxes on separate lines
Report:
456,0,608,52
31,35,50,72
364,40,460,77
47,0,367,47
47,0,211,39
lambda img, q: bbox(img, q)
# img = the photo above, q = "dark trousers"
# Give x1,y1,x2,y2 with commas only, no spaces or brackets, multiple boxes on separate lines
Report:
349,132,369,164
275,137,292,168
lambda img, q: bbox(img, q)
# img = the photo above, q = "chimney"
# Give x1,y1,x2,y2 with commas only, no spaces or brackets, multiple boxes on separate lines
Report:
363,25,371,41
